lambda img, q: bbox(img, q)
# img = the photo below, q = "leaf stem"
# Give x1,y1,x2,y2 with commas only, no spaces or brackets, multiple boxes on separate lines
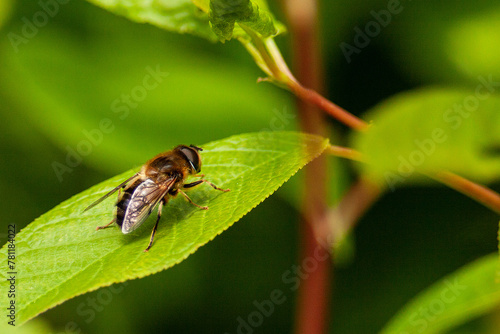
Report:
325,144,500,215
238,24,284,81
325,145,365,162
324,154,500,238
432,171,500,214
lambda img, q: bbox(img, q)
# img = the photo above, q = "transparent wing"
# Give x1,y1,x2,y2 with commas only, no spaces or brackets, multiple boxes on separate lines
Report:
121,177,177,234
84,173,140,212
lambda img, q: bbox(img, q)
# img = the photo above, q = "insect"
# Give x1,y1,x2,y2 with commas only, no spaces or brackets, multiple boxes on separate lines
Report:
84,145,230,252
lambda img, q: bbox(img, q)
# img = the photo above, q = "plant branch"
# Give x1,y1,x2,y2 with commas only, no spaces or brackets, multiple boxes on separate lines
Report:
287,81,369,131
285,1,331,334
432,171,500,214
238,24,369,131
323,152,500,241
327,178,384,244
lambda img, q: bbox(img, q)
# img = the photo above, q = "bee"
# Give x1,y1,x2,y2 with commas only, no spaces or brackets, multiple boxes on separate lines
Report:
84,145,230,251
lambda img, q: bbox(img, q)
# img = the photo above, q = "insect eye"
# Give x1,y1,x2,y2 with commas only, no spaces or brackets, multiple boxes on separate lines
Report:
180,147,201,173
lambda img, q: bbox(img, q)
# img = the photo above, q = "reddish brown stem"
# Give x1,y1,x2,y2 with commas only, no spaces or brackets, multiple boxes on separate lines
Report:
328,179,383,242
296,213,331,334
288,81,369,132
285,1,331,334
240,18,368,132
433,171,500,214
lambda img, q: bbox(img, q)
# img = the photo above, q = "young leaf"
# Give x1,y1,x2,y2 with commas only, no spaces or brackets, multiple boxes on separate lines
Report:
85,0,218,41
83,0,284,43
350,88,500,189
208,0,281,41
380,253,500,334
0,131,328,325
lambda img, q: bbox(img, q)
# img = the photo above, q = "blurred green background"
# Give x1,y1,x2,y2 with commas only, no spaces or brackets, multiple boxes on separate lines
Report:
1,0,499,333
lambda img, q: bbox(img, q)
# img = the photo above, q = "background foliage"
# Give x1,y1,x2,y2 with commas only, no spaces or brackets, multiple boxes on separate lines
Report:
0,0,499,333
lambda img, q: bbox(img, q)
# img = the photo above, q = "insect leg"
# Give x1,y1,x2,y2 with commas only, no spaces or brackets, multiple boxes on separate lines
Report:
182,180,204,189
179,190,209,210
96,218,116,231
185,177,230,192
144,199,165,252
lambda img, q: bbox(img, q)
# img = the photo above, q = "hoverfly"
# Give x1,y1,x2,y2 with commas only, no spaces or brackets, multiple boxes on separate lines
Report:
84,145,229,251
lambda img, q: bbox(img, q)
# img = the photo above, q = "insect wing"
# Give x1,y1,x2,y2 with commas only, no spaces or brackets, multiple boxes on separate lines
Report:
121,178,175,234
84,173,140,212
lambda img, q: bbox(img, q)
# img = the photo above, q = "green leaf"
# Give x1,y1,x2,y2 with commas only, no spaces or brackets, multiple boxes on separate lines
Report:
380,253,500,334
83,0,284,43
208,0,284,42
85,0,218,41
0,131,328,325
351,88,500,188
